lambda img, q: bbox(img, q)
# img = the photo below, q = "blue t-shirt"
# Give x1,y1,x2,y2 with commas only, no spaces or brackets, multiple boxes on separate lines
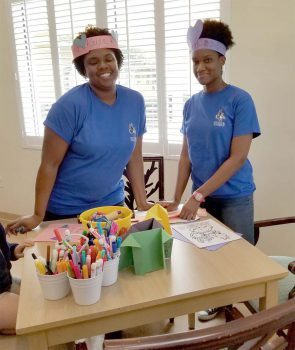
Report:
181,85,261,198
44,83,146,215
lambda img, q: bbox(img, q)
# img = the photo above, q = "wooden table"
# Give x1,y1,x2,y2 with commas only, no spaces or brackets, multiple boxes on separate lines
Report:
16,220,288,350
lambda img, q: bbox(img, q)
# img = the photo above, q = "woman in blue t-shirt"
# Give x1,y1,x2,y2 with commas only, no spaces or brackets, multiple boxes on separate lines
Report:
162,19,260,321
7,26,153,234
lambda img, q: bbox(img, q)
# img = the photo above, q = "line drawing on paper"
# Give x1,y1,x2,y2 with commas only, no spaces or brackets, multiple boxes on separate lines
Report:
172,219,241,248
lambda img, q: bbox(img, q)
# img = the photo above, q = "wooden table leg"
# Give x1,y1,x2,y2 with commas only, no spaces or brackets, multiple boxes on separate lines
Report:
27,332,49,350
27,332,73,350
259,280,278,311
188,313,195,329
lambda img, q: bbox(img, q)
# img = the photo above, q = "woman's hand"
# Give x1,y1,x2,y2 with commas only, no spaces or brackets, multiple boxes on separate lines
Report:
136,201,155,211
157,201,179,212
13,240,35,259
179,196,200,220
5,214,43,235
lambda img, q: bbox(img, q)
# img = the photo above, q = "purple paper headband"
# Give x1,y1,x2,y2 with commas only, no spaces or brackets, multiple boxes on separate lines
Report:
71,32,119,59
187,20,226,56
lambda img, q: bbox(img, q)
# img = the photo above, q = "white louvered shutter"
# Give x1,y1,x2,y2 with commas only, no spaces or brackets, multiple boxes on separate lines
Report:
11,0,55,141
9,0,221,155
164,0,220,155
106,0,159,145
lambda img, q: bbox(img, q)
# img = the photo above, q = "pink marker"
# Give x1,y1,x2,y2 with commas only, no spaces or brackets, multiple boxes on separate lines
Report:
73,265,82,279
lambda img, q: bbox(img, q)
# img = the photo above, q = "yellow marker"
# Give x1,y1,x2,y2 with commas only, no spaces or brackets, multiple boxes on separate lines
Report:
82,264,89,279
34,259,46,275
66,261,75,278
56,261,63,274
60,260,67,273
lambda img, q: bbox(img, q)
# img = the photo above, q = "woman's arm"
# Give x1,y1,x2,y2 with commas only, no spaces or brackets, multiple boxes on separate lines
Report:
180,134,253,219
125,136,152,211
197,134,253,197
6,127,69,233
160,137,191,211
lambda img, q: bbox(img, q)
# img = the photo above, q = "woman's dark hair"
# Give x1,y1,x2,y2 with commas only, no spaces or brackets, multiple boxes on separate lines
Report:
200,20,235,52
73,25,124,77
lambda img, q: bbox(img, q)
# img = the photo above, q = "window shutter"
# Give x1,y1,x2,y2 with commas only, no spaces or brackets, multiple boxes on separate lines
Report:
164,0,220,150
106,0,159,144
11,0,55,139
9,0,221,154
53,0,96,95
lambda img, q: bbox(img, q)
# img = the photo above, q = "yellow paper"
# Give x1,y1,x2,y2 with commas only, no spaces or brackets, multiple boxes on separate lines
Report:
145,204,172,235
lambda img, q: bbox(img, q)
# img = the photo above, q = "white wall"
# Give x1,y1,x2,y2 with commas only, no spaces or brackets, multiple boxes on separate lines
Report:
0,0,294,255
228,0,295,256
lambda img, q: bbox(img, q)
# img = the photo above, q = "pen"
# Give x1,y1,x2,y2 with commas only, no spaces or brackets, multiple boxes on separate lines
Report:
112,241,117,256
38,255,47,266
51,248,58,273
82,264,89,279
96,222,103,236
72,246,78,265
45,247,54,275
81,250,86,266
73,265,82,279
45,264,54,275
54,228,63,243
56,261,63,273
86,254,91,275
116,236,122,249
66,261,75,278
31,252,38,260
91,262,96,278
96,259,103,274
34,259,46,275
110,221,119,235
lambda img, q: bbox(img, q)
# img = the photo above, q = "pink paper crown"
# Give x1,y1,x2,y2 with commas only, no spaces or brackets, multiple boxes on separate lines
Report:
71,32,119,59
187,20,226,56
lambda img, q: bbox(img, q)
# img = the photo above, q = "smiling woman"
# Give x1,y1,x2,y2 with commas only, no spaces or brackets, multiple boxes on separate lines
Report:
160,19,261,322
6,25,154,235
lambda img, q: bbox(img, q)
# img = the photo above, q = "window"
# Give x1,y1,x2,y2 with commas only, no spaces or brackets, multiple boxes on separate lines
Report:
9,0,223,156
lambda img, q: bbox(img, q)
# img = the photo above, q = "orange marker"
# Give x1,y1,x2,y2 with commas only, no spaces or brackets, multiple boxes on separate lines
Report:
54,228,63,243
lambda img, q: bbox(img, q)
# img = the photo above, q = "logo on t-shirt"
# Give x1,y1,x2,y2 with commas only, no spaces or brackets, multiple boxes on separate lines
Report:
213,109,225,127
129,123,136,142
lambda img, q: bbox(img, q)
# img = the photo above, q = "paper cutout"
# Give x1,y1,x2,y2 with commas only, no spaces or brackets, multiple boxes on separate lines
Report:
119,219,173,275
33,223,83,242
187,19,203,51
144,204,172,234
73,33,86,48
172,226,242,251
172,219,241,248
124,218,162,239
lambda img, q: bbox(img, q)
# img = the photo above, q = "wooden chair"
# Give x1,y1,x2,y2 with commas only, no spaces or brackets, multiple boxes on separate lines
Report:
225,216,295,347
254,216,295,245
246,216,294,309
123,156,164,211
104,298,295,350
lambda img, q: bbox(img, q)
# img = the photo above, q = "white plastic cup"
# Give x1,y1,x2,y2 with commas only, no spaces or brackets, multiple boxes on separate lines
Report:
37,271,70,300
68,272,103,305
102,256,120,286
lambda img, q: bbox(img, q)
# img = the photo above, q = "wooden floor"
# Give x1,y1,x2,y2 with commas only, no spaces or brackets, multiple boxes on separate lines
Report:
0,217,252,349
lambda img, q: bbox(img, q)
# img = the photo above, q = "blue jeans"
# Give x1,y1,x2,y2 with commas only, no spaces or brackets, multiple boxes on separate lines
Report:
200,194,255,245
